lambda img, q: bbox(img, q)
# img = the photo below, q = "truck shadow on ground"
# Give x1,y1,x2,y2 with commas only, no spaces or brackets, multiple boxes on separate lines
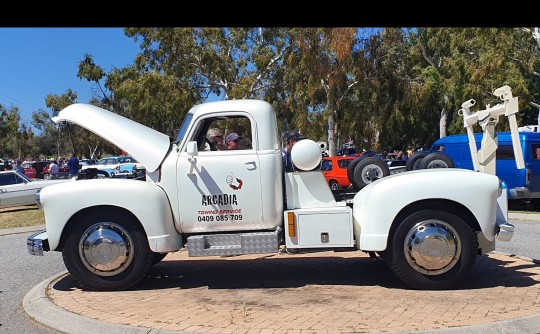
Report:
54,252,540,292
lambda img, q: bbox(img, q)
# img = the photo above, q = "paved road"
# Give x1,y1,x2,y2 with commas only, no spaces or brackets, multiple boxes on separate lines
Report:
1,213,539,334
0,227,64,334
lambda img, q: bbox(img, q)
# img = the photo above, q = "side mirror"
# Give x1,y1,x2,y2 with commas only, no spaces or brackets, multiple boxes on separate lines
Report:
186,141,199,157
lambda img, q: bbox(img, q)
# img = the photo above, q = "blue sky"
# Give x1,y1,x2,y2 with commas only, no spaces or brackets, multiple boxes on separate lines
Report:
0,28,139,128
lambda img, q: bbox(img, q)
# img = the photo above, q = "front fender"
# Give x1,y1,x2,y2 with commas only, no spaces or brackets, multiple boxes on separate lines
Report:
39,179,182,252
352,168,500,251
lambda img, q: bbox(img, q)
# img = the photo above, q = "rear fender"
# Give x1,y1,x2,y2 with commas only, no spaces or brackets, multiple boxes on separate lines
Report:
39,179,182,252
352,169,500,251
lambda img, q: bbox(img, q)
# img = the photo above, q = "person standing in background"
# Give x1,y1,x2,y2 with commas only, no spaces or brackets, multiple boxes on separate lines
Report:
48,160,59,179
67,153,79,179
13,160,24,175
281,131,306,172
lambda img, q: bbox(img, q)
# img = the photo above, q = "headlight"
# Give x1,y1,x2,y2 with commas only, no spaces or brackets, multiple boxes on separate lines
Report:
35,189,42,208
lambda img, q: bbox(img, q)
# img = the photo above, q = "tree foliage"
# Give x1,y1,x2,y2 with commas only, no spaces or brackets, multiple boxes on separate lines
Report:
4,27,540,161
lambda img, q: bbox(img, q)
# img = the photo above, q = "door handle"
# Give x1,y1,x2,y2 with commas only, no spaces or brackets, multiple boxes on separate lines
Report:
245,161,257,170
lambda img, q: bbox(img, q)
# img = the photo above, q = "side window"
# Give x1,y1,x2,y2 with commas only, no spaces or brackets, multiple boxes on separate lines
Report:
496,145,515,160
0,173,21,185
432,145,444,152
0,173,15,185
337,159,350,169
321,160,332,171
532,144,540,160
15,174,25,184
193,115,253,152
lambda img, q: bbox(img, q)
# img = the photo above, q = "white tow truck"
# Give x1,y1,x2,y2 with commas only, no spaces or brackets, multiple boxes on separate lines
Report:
28,98,514,291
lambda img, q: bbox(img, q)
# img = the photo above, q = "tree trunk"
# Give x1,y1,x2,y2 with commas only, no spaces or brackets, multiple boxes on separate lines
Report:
439,108,447,138
328,111,337,157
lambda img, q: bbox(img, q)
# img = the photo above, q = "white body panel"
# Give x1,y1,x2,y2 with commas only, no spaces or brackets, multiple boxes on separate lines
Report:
284,171,342,209
352,168,501,251
284,206,353,248
39,179,182,252
52,104,171,172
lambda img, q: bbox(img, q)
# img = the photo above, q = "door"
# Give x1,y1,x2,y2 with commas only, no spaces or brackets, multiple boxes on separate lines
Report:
176,113,265,233
0,172,36,208
530,143,540,193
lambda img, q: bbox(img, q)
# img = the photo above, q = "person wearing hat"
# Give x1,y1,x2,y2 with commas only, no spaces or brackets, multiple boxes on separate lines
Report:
225,132,243,150
282,131,306,172
205,128,226,151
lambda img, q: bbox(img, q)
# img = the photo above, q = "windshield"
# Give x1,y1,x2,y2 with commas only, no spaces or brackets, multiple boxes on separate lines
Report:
175,113,193,142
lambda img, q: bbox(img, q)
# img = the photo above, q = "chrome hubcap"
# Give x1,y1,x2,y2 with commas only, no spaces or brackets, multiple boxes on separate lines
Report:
79,222,134,276
426,160,448,168
362,165,384,183
404,220,460,275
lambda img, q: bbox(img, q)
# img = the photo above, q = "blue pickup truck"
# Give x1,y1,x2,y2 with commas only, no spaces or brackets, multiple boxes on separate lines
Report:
419,131,540,209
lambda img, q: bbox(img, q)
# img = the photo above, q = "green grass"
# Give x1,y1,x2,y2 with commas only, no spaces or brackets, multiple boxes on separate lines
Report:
0,205,45,229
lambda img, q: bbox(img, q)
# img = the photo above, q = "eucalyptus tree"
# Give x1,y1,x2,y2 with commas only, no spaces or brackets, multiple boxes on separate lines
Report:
118,27,292,137
42,89,110,159
411,28,540,138
283,27,360,156
1,105,25,159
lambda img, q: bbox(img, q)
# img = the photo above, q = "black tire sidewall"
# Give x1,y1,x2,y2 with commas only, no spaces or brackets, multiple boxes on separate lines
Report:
405,152,428,171
388,209,477,290
419,152,455,169
62,211,153,290
347,156,367,187
353,157,390,189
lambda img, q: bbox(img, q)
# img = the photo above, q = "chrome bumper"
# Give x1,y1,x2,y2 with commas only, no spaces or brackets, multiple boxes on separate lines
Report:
496,222,514,242
27,230,49,255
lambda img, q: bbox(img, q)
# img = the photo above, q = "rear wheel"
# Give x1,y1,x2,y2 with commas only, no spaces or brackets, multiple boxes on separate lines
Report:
405,152,428,171
329,180,341,190
386,209,478,289
62,211,153,291
419,152,455,169
352,157,390,189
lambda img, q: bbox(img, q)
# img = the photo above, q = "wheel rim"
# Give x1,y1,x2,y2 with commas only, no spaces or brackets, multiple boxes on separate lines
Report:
361,165,384,183
425,160,448,168
403,219,461,275
79,222,134,276
330,182,339,190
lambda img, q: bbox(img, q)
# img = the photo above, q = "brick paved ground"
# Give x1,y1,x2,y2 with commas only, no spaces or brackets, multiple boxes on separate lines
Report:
48,250,540,333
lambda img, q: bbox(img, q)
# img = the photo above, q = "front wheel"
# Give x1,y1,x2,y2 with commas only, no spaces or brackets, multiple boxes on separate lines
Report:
62,211,153,291
386,209,478,290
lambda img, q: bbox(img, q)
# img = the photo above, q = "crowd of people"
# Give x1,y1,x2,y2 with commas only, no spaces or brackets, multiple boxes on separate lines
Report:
1,153,81,179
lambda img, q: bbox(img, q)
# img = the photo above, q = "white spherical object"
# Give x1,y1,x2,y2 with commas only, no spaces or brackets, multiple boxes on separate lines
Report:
291,139,322,170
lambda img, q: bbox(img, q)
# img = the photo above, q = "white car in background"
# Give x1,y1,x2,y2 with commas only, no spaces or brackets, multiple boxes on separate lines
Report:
0,170,72,209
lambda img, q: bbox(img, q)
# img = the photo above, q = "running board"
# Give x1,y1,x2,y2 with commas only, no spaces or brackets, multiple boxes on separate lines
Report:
186,228,281,257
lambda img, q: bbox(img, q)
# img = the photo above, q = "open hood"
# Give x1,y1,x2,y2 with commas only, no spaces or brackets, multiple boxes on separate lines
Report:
52,104,171,172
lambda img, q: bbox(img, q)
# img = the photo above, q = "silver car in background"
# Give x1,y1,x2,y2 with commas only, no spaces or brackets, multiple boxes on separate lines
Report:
0,171,71,209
